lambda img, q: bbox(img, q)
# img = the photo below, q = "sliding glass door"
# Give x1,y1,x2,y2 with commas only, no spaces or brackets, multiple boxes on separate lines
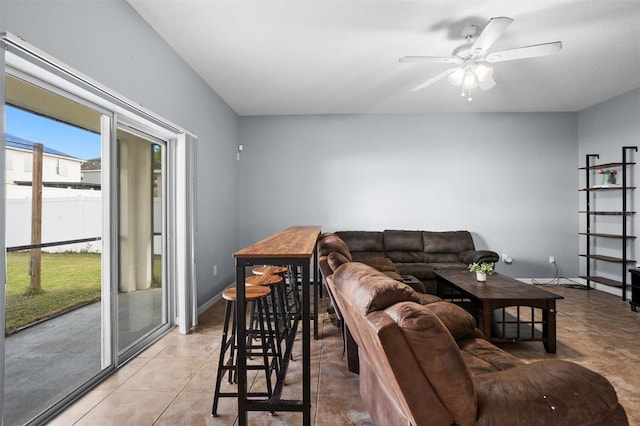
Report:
1,36,189,423
116,125,169,357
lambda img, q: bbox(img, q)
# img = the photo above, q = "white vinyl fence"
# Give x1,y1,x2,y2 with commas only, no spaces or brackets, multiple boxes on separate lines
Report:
6,186,102,253
6,186,162,254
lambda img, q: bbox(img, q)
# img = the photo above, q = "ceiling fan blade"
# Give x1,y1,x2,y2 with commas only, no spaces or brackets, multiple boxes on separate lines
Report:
471,17,514,55
478,75,496,91
411,67,459,91
399,56,461,64
486,41,562,63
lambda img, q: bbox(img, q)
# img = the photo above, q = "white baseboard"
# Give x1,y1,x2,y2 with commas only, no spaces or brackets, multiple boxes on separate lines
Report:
197,282,234,316
516,278,584,285
517,278,630,299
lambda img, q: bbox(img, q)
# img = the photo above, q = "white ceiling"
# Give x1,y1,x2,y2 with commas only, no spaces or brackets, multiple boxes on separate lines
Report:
127,0,640,116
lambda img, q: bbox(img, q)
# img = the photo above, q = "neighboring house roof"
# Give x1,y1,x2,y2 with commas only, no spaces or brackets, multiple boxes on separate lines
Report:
13,180,101,190
81,158,101,171
5,132,79,159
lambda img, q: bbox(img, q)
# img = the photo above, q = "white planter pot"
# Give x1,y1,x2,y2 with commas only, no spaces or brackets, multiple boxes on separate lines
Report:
476,272,487,282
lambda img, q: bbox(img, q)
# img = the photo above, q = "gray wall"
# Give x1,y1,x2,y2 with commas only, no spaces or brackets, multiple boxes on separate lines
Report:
239,112,579,278
2,0,240,305
4,0,637,292
577,88,640,293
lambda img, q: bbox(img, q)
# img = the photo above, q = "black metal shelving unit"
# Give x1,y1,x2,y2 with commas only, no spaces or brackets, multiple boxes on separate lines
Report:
579,146,637,303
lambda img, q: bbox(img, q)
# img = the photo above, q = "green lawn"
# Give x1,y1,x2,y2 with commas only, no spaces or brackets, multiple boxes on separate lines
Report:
5,251,101,335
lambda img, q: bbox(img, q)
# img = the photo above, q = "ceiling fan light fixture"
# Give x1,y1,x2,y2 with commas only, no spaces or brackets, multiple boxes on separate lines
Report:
474,64,493,82
462,69,477,90
448,68,465,86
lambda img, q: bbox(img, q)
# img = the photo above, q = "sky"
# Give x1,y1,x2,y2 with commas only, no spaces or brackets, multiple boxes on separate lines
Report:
5,105,101,160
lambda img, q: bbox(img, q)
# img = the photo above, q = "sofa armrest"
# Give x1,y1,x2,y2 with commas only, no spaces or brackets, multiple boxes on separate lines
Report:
459,250,499,265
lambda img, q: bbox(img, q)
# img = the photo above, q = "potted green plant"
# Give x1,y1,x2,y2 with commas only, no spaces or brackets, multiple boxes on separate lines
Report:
468,262,495,282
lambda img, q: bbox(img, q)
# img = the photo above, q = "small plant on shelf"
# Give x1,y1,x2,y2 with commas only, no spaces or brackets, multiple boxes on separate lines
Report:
596,169,617,186
468,262,495,282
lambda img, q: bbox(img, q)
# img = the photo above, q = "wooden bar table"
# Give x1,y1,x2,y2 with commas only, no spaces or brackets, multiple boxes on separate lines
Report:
233,226,321,425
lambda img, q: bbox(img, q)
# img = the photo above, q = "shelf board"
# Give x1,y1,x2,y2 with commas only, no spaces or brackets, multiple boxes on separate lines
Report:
580,254,636,263
579,232,637,239
578,211,636,215
579,276,624,289
579,186,636,191
579,162,636,170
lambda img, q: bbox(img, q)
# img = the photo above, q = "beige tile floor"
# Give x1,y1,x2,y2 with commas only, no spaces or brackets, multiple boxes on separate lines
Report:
49,284,640,425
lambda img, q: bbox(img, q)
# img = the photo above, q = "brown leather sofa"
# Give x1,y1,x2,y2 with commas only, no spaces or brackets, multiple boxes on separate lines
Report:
326,261,628,426
335,230,499,293
318,232,426,293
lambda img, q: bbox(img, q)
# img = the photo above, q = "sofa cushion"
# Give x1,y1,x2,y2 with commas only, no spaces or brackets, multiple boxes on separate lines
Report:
475,360,622,426
424,302,484,341
424,262,468,271
385,250,425,263
394,263,435,280
383,230,426,263
333,262,420,315
416,293,443,305
423,253,462,263
351,251,388,260
385,301,477,426
327,251,351,271
318,233,352,261
336,231,384,253
383,230,424,251
422,231,475,254
457,338,524,375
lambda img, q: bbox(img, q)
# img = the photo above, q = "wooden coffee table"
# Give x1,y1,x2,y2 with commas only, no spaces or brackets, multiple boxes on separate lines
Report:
434,270,564,353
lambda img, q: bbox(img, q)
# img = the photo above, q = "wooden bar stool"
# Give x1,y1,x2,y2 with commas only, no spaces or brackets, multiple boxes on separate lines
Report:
246,274,287,367
211,286,278,417
252,265,288,276
253,265,301,322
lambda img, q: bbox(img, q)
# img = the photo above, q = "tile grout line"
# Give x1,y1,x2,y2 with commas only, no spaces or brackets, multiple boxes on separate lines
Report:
67,351,159,425
151,349,216,425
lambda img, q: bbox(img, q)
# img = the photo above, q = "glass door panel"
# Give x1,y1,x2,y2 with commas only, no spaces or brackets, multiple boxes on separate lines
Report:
3,74,105,426
117,126,166,353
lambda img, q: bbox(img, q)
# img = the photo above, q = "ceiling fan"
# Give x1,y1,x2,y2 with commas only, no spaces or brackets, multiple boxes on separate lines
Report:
400,17,562,100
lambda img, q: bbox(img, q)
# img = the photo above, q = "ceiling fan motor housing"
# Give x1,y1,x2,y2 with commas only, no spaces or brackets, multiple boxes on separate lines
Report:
460,24,478,39
453,25,479,59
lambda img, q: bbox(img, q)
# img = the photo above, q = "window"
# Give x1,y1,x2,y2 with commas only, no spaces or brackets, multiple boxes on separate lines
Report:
56,158,68,176
23,153,32,173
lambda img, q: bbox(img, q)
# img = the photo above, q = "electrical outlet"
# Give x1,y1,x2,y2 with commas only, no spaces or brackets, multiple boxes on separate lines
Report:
213,265,218,276
549,256,555,264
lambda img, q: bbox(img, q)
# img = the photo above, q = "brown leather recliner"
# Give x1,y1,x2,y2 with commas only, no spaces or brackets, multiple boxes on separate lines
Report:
327,261,628,426
318,232,438,372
